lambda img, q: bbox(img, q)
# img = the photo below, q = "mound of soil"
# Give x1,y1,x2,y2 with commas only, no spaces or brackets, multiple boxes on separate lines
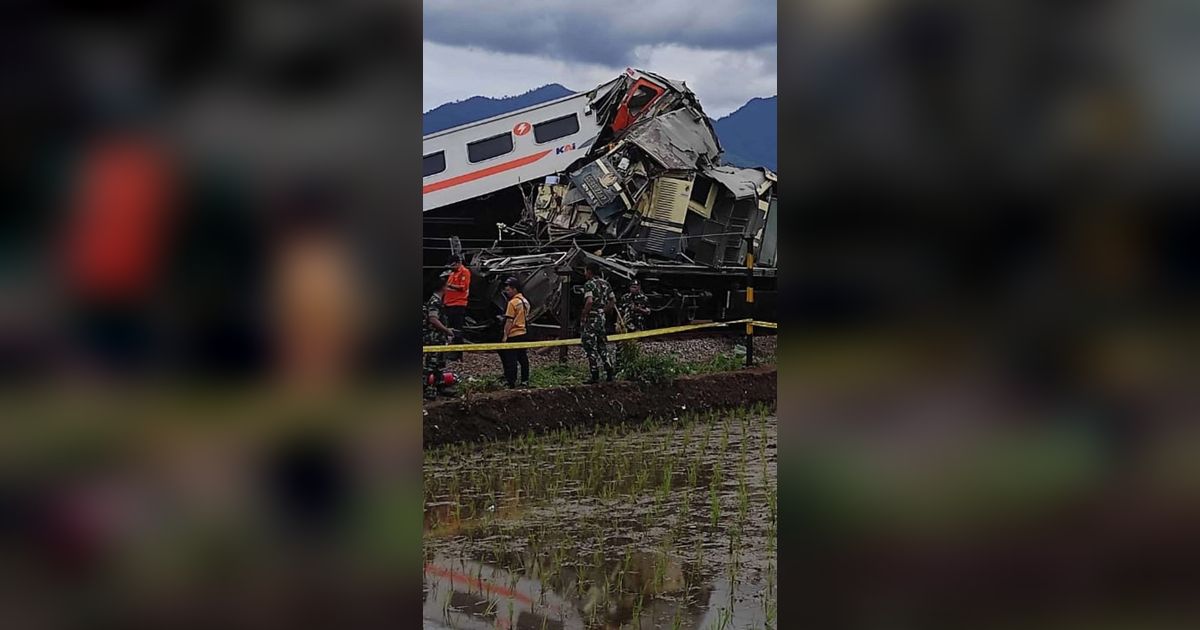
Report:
424,367,776,448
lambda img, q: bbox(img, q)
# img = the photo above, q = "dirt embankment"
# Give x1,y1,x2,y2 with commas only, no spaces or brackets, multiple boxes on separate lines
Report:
423,367,776,448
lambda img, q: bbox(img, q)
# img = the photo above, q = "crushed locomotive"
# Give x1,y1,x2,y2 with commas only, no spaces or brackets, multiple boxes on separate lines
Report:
423,69,777,341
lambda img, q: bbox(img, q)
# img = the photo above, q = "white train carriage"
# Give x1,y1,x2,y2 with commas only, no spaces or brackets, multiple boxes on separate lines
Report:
422,84,612,212
422,69,679,212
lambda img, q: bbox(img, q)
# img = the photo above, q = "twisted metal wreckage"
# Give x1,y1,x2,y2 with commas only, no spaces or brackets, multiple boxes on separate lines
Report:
423,69,777,339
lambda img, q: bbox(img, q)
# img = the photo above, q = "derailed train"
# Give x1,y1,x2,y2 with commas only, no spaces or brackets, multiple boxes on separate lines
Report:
422,69,777,339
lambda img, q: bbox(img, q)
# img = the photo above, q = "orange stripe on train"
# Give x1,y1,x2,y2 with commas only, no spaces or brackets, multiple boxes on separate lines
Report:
422,150,553,194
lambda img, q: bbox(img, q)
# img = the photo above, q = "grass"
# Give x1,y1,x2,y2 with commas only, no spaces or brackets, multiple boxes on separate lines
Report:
620,344,745,385
460,362,591,394
619,351,692,385
456,343,748,394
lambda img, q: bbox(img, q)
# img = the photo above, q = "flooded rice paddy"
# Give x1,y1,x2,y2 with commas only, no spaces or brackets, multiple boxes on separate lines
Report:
423,403,777,630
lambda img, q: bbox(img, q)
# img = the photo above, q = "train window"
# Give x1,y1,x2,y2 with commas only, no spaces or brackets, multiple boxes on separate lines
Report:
467,133,513,163
534,114,579,144
423,151,446,177
627,85,659,116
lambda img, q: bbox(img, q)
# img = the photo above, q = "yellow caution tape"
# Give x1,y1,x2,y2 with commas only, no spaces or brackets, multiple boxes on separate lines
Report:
426,336,577,353
751,320,778,329
423,318,775,353
608,319,747,342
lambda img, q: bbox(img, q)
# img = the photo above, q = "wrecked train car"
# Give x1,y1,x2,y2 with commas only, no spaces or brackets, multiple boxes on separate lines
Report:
422,69,703,213
422,69,776,339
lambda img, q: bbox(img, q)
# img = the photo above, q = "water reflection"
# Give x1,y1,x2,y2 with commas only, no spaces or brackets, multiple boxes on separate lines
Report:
424,552,734,630
424,555,585,629
423,410,777,629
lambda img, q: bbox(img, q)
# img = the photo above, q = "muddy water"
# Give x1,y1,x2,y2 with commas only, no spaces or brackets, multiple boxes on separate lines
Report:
424,405,777,629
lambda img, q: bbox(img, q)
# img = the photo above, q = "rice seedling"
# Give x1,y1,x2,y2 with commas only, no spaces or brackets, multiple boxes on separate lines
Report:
710,472,722,529
659,460,674,501
424,404,777,629
712,606,733,630
655,549,671,593
737,476,750,528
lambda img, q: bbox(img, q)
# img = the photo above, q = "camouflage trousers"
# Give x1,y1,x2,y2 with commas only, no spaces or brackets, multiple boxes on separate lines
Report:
423,352,445,399
581,317,614,375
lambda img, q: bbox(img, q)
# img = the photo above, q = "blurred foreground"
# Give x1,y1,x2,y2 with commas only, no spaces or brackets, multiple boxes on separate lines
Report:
781,0,1200,627
1,2,425,626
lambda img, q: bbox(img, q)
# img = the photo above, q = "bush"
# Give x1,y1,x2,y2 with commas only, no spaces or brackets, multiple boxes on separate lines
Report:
698,352,744,374
616,340,642,368
619,350,693,384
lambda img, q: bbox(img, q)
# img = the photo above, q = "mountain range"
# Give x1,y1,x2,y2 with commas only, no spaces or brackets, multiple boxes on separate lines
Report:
710,97,777,172
423,84,776,171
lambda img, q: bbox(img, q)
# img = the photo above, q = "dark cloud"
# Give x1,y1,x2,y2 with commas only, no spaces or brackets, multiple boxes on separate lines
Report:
423,0,777,67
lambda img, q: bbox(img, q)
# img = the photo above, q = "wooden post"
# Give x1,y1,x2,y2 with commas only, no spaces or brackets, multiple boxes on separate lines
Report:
744,235,755,367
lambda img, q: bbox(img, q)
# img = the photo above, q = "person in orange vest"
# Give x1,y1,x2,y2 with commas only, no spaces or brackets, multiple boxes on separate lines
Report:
60,130,174,375
442,254,470,360
499,277,531,388
443,254,471,332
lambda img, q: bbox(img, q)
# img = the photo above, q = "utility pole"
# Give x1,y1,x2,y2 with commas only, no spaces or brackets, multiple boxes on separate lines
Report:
744,234,755,367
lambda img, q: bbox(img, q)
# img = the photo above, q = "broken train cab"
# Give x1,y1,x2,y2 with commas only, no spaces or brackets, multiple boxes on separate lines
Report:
422,69,777,340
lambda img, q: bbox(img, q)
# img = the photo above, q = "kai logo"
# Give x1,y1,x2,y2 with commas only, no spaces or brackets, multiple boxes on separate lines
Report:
555,142,576,154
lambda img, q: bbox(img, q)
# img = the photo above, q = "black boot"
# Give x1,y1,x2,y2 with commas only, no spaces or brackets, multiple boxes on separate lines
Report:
587,370,600,384
605,367,615,382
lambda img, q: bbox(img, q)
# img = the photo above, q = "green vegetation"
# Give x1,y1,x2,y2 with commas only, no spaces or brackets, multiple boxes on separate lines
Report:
460,362,592,394
619,350,693,385
458,344,747,393
424,403,778,628
619,343,744,385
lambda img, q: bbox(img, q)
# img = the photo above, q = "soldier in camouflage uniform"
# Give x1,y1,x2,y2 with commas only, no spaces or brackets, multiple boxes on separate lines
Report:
618,280,650,332
580,262,617,383
423,271,454,400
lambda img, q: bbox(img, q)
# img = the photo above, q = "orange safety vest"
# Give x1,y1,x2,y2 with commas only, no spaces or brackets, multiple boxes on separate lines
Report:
62,135,173,302
444,266,471,307
504,293,529,338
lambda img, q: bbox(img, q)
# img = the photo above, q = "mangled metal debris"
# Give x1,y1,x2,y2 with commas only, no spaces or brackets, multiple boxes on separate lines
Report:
625,108,722,171
422,68,777,336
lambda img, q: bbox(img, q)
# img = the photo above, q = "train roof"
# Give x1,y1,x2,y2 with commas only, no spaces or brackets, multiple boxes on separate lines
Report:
421,68,691,143
422,77,622,142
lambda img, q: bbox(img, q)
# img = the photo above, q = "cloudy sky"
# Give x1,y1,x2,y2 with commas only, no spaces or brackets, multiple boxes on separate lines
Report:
423,0,777,119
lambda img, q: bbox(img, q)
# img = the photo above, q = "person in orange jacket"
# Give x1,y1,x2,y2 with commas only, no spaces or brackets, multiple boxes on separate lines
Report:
443,254,471,332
